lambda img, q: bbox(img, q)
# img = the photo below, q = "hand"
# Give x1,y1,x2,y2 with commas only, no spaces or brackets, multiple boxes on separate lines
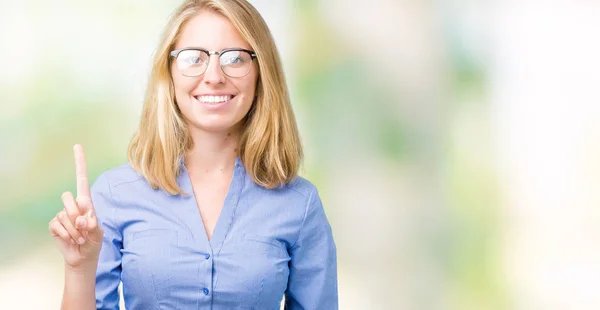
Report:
49,144,104,270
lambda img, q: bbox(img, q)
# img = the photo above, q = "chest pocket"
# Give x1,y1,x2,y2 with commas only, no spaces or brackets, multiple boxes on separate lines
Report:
128,229,187,309
214,234,291,308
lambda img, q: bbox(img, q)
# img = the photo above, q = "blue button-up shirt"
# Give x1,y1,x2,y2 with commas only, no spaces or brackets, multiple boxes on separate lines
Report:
91,157,338,309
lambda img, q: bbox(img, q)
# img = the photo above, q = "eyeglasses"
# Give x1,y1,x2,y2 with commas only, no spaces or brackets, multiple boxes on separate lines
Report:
170,47,257,78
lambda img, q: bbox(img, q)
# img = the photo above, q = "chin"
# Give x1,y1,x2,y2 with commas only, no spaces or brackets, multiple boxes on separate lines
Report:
189,116,245,134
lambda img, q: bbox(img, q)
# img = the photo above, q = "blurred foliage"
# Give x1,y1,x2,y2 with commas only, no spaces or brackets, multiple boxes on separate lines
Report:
0,1,507,309
0,67,132,263
293,1,406,167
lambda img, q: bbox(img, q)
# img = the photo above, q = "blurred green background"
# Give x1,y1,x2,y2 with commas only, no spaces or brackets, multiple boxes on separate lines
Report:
1,1,600,309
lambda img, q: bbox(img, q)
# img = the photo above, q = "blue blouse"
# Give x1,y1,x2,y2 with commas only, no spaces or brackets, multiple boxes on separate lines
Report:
90,157,338,309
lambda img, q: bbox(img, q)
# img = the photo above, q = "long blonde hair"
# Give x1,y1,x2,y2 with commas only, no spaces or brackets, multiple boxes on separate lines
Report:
128,0,303,195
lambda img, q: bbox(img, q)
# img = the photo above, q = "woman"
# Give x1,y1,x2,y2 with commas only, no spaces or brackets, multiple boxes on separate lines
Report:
47,0,338,309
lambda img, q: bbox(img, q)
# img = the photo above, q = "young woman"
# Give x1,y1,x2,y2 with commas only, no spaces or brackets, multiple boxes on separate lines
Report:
47,0,338,309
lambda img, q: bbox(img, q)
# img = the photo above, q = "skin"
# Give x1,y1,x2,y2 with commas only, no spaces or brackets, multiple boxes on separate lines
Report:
50,10,260,309
49,144,103,310
172,10,258,136
172,10,259,240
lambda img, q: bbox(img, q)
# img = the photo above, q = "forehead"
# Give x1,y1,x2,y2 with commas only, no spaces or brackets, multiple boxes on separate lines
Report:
176,10,251,50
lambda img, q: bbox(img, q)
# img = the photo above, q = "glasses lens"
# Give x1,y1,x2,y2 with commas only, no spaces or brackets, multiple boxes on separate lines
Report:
220,50,253,77
176,50,209,76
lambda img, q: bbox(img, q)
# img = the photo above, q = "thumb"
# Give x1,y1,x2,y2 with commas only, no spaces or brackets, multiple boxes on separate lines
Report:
76,211,103,243
76,196,94,215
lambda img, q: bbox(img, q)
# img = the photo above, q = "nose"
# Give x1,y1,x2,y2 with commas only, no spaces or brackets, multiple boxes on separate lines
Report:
203,54,226,85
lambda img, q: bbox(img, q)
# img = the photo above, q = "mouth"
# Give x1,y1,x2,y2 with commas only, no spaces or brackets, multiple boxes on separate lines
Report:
194,95,235,106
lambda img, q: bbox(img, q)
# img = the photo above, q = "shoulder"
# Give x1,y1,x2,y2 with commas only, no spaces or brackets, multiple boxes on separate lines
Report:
91,162,145,193
280,176,324,218
284,175,319,200
243,173,321,210
282,176,332,248
254,175,320,207
90,163,147,222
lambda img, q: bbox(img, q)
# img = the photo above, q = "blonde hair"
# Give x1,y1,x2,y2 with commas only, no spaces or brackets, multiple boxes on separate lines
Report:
128,0,303,195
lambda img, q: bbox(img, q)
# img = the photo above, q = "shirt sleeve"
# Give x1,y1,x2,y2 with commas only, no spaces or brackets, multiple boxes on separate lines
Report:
90,173,123,310
284,188,338,310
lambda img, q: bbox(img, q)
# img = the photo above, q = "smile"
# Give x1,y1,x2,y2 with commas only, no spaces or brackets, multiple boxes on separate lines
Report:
195,95,235,104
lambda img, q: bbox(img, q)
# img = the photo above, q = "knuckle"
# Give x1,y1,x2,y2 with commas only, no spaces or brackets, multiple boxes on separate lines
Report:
76,196,92,205
87,220,97,230
64,206,78,217
67,224,79,234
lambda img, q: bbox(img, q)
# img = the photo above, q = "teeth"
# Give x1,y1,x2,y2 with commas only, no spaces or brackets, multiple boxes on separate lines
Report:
197,95,232,104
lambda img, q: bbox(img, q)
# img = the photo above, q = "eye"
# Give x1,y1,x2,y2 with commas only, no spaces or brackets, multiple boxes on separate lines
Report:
221,51,248,67
229,56,243,64
177,50,207,67
224,56,244,65
187,56,205,65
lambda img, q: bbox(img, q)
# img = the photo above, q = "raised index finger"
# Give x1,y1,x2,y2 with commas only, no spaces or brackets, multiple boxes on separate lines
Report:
73,144,91,199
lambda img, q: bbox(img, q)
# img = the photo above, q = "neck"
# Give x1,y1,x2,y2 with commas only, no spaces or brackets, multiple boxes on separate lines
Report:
184,126,240,175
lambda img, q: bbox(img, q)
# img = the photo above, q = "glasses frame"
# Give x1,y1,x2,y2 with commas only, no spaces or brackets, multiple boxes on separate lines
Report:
170,47,257,78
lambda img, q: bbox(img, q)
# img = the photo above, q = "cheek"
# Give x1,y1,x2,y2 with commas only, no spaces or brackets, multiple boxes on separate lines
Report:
237,82,257,111
171,73,195,101
239,73,258,100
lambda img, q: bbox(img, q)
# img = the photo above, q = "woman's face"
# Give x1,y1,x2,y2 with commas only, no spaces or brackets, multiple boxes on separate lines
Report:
171,10,258,134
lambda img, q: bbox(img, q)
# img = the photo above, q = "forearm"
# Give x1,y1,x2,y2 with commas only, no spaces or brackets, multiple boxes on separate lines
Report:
61,262,98,310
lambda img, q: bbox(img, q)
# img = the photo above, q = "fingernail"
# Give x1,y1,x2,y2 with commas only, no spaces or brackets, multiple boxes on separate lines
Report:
78,237,85,244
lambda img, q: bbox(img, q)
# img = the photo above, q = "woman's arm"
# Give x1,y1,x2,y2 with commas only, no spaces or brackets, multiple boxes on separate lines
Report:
62,263,99,310
60,173,123,310
90,173,124,309
284,188,338,309
48,145,104,310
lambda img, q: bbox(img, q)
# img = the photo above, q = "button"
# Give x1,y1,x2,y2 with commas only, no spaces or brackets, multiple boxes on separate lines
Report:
203,288,209,295
205,254,210,260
